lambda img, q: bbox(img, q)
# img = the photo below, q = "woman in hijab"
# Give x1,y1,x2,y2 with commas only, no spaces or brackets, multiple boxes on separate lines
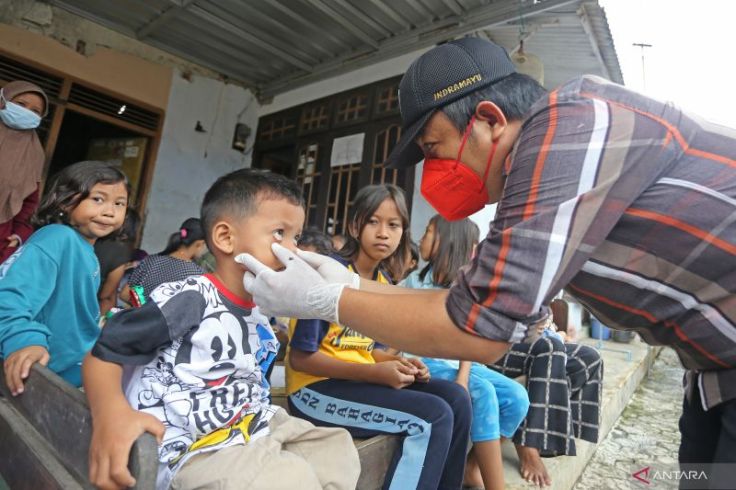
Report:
0,80,48,263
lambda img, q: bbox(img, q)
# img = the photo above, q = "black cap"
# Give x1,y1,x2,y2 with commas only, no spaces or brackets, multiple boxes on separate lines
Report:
386,37,516,169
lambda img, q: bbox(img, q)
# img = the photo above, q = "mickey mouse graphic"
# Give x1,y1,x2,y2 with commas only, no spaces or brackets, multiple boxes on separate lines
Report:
173,310,254,389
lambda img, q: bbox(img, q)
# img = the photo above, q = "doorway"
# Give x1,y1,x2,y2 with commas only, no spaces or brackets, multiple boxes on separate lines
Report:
48,110,150,206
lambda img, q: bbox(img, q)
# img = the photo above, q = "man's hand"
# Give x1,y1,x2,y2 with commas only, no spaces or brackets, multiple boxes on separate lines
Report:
89,402,165,490
404,357,431,383
235,243,346,323
369,360,417,389
296,249,361,289
3,345,49,395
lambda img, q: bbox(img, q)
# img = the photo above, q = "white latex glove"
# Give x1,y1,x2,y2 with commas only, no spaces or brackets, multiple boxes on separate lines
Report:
295,249,361,290
235,243,346,324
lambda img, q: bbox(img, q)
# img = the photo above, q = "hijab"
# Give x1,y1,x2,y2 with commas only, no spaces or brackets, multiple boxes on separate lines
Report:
0,80,48,222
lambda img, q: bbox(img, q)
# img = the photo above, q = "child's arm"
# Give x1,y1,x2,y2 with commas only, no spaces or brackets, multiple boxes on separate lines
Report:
84,294,197,489
0,243,58,395
289,317,417,389
83,354,165,489
455,361,471,390
98,263,126,316
373,349,431,383
290,349,416,389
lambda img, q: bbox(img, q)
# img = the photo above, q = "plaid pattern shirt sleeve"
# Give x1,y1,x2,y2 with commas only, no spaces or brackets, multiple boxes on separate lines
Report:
447,76,675,342
446,76,736,409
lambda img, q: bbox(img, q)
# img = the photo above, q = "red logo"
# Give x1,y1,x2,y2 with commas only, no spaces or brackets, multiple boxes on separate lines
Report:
632,466,651,484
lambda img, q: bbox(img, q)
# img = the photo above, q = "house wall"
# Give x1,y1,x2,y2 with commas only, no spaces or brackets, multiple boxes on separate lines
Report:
141,70,259,251
0,1,261,250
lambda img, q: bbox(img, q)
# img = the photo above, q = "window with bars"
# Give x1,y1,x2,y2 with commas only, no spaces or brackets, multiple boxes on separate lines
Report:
334,93,368,124
254,75,413,237
300,104,329,132
325,163,361,235
295,143,321,226
370,124,402,186
259,115,297,142
375,84,399,114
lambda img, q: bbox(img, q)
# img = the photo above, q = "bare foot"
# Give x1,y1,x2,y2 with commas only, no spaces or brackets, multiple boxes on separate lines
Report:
515,444,551,487
463,449,484,488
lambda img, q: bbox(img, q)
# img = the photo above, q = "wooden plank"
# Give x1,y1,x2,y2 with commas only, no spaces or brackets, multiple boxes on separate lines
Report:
355,435,399,490
0,365,158,489
0,400,83,489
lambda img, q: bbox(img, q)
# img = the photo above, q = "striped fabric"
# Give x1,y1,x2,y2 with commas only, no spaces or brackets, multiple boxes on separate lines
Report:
446,75,736,410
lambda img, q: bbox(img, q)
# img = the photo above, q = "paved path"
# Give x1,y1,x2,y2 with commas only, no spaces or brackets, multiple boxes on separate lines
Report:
574,347,683,489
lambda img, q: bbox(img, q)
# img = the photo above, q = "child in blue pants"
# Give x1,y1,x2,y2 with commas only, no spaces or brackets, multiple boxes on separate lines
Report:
287,186,471,490
401,215,530,489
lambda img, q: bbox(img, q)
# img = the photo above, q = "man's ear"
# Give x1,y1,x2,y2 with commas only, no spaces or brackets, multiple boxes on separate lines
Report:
474,100,508,141
210,221,234,255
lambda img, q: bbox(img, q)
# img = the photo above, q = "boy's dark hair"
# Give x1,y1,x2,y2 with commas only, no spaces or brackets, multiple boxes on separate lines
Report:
32,161,129,229
161,217,206,255
340,184,411,280
201,168,304,250
298,227,334,256
440,73,547,133
420,215,480,288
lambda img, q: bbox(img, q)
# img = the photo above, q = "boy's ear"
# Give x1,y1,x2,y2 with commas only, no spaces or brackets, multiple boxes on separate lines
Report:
210,221,234,255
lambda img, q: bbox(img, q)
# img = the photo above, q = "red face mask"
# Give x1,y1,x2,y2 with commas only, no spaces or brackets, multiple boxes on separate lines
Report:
421,115,497,221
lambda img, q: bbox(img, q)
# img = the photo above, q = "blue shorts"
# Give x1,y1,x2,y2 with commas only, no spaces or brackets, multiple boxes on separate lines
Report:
422,358,529,442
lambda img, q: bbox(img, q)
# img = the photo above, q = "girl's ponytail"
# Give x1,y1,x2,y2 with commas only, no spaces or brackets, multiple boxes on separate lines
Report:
160,217,205,255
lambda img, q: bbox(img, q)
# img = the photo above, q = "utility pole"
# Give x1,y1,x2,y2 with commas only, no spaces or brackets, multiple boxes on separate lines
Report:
632,42,653,91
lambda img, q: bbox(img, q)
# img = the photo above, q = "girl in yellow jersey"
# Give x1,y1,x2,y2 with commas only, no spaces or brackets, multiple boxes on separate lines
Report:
286,184,471,490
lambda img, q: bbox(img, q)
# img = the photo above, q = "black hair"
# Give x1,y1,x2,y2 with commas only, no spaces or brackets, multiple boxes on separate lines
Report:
160,217,206,255
118,208,142,242
440,73,547,132
339,184,411,279
95,207,141,245
32,161,129,229
298,227,334,256
419,214,480,288
201,168,304,250
395,239,420,281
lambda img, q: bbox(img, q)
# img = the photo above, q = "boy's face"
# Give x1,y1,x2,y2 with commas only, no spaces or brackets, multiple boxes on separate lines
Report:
231,197,305,271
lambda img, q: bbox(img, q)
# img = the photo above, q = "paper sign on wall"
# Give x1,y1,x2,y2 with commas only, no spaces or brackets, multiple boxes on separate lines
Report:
330,133,365,167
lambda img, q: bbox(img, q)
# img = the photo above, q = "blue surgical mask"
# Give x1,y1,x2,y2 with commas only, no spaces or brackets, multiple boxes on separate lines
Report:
0,90,42,130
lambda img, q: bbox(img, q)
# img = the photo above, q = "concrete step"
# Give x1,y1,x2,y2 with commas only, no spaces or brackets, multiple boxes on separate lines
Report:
502,337,659,490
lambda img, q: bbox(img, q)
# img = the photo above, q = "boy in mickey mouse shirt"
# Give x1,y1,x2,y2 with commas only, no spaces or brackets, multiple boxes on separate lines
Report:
83,169,359,490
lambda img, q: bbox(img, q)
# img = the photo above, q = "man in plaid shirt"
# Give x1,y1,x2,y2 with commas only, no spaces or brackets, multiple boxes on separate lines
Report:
240,38,736,485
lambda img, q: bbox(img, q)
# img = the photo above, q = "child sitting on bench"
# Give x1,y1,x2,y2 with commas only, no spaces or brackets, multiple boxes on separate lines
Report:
0,161,128,394
83,169,359,490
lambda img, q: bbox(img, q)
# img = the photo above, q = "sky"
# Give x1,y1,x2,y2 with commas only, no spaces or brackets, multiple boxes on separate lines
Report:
600,0,736,127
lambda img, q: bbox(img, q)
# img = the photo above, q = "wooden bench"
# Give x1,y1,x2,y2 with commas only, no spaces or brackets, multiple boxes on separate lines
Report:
0,364,158,490
270,393,399,490
0,365,398,490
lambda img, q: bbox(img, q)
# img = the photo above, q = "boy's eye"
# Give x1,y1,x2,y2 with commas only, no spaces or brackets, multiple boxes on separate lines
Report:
92,196,103,203
273,230,284,241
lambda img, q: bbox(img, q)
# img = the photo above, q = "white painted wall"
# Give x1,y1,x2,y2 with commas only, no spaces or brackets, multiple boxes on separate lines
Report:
141,69,260,251
260,48,429,117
